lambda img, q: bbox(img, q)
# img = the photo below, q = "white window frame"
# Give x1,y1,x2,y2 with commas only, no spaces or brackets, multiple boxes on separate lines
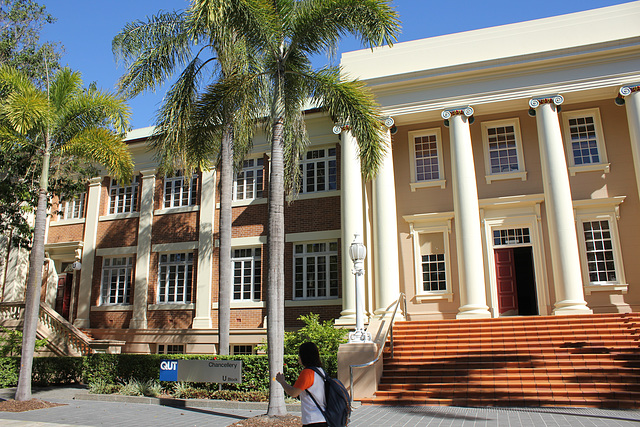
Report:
562,108,610,176
108,176,140,215
164,172,198,208
232,345,254,355
574,197,627,295
299,147,337,194
157,344,185,354
481,118,527,184
233,158,264,201
404,213,454,302
60,193,86,219
293,241,339,300
100,256,133,306
157,252,194,304
408,128,446,191
231,247,262,301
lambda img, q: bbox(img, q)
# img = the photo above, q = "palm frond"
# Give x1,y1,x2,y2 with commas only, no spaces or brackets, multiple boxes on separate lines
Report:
305,66,385,180
49,68,83,112
113,10,194,98
151,58,205,175
62,127,133,182
289,0,400,56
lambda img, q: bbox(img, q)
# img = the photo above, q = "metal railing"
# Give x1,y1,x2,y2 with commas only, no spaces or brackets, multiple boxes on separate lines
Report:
348,292,407,403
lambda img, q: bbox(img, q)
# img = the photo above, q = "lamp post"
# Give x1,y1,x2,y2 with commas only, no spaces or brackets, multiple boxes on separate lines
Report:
348,233,372,343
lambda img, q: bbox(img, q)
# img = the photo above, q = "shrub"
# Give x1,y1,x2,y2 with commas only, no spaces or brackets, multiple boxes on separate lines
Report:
0,357,19,388
88,378,120,394
32,357,83,386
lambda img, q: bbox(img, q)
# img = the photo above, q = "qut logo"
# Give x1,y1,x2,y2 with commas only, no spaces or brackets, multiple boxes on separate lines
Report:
160,360,178,371
159,360,179,382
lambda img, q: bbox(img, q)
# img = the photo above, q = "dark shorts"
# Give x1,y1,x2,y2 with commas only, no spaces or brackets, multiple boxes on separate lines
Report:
303,423,328,427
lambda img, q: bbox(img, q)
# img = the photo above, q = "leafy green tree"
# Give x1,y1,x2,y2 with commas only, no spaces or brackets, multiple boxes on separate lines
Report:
0,0,64,248
0,65,133,401
112,2,266,355
0,326,47,356
0,0,61,85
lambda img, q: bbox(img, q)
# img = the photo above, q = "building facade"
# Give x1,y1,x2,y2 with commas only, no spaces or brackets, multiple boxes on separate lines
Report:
3,1,640,354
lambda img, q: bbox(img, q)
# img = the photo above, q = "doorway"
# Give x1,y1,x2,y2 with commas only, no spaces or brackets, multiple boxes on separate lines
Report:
495,246,537,316
55,270,72,320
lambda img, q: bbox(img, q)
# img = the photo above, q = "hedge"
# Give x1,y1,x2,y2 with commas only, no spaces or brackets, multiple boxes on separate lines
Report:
0,352,339,391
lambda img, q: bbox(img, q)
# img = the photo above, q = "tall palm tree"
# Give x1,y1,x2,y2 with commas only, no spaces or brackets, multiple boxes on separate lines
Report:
113,2,265,355
0,65,133,401
204,0,400,416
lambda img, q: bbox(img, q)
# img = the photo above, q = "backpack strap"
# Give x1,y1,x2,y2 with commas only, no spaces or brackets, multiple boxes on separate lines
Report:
305,367,328,422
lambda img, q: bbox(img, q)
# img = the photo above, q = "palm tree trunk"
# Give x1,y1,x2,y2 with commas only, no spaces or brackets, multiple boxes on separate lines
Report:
218,123,233,355
266,115,287,416
15,134,50,401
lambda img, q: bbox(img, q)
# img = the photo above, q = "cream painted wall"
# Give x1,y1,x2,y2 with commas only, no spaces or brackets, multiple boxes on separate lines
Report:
392,97,640,318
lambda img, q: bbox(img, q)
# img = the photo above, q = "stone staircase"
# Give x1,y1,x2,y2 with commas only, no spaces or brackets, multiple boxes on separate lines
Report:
360,313,640,408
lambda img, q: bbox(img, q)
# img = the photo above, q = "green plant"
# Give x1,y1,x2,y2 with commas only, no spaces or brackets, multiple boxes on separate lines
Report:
211,389,268,402
32,357,83,385
118,378,144,396
88,378,119,395
0,326,48,356
0,357,19,388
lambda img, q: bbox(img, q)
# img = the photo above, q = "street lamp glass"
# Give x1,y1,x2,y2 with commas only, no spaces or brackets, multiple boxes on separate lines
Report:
349,240,366,262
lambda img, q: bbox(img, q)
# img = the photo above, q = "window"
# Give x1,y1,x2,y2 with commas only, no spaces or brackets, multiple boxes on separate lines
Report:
574,197,627,294
60,193,85,219
408,129,445,190
294,242,339,299
493,228,531,246
157,344,184,354
233,345,254,355
418,232,447,292
100,256,133,305
562,109,609,175
233,158,264,201
232,247,261,301
300,148,337,193
582,221,616,283
404,213,454,302
158,252,194,303
108,176,140,214
164,172,198,208
481,119,526,183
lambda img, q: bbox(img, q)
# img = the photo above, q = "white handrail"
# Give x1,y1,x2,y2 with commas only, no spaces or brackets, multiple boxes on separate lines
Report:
348,293,407,403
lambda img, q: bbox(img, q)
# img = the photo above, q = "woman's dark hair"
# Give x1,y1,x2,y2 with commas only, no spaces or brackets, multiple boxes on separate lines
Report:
298,342,323,368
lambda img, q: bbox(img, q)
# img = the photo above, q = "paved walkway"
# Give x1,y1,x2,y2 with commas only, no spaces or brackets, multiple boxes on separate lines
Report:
1,386,640,426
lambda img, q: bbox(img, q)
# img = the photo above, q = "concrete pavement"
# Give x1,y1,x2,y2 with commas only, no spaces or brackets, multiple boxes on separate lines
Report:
1,386,640,426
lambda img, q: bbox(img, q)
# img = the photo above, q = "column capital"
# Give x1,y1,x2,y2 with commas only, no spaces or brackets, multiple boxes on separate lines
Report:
88,176,103,187
140,168,157,178
529,95,564,109
441,106,474,119
620,84,640,97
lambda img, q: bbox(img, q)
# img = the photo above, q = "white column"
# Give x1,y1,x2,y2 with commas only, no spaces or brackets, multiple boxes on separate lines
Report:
193,167,216,329
337,129,363,325
443,107,490,319
74,176,102,328
130,169,155,329
529,96,591,315
372,122,401,317
621,85,640,201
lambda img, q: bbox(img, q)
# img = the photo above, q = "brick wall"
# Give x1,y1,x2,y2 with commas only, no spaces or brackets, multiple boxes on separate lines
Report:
96,218,138,248
148,310,194,329
90,310,132,329
48,223,85,243
152,212,199,244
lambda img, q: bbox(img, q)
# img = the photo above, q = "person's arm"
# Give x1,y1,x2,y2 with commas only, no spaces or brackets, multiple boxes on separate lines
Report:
275,372,302,398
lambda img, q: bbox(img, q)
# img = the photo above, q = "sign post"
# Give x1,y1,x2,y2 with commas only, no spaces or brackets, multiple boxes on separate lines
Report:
160,359,242,383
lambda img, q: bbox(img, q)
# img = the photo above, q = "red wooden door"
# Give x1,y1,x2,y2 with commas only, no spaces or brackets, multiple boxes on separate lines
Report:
55,274,71,320
495,248,518,314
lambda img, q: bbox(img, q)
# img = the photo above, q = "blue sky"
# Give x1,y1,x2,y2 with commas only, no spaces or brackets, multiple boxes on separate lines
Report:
41,0,633,130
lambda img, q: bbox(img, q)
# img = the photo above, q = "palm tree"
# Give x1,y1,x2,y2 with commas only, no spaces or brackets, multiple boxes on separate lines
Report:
113,2,265,355
205,0,400,416
0,65,133,401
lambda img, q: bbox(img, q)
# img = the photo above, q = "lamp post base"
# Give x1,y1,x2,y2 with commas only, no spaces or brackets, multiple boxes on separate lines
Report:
348,329,372,343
